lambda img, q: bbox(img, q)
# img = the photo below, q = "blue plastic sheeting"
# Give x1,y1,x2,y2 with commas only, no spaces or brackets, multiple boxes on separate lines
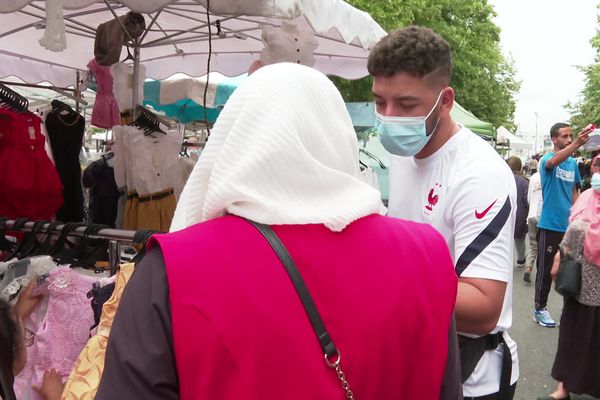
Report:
143,98,222,124
142,74,247,123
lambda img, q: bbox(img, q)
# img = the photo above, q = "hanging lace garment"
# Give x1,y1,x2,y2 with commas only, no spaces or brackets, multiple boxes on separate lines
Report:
39,0,67,52
14,267,96,400
61,264,135,399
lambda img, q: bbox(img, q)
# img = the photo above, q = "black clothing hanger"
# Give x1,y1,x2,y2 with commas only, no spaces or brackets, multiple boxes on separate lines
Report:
0,83,29,112
131,229,159,264
54,224,110,269
129,105,166,135
48,222,85,258
122,46,134,63
4,218,30,260
51,99,77,116
13,220,50,259
0,217,17,256
100,152,115,163
31,221,62,256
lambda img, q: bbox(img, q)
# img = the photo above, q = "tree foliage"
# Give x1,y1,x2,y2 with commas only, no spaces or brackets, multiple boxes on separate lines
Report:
566,7,600,132
332,0,520,131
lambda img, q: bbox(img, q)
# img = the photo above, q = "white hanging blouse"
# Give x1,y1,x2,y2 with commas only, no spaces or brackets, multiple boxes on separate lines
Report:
112,125,181,196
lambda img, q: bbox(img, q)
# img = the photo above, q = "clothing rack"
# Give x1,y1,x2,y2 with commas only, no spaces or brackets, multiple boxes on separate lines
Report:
0,71,87,113
1,219,138,275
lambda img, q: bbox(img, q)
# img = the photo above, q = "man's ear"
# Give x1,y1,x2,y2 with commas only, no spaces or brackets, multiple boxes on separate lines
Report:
440,87,454,116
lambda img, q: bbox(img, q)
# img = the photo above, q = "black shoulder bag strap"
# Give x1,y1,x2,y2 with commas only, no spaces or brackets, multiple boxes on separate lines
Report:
248,220,356,400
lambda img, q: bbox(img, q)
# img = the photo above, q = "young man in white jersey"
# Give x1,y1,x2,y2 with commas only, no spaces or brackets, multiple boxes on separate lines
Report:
368,26,518,399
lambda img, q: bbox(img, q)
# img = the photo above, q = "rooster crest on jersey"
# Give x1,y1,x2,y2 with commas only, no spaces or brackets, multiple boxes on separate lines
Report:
424,183,442,215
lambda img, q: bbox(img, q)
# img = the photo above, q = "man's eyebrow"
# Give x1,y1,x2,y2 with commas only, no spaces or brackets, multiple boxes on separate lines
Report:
372,93,420,102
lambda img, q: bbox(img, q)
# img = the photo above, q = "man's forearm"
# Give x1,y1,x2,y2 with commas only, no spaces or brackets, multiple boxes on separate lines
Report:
455,280,506,335
546,142,579,170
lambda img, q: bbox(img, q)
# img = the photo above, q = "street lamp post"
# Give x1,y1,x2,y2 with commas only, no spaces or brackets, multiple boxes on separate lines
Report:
534,112,539,154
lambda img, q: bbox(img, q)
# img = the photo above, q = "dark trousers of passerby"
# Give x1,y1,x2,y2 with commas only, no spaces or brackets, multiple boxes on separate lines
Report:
535,228,564,310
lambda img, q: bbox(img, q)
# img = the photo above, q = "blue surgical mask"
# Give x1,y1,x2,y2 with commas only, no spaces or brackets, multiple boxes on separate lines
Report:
592,173,600,192
375,91,443,157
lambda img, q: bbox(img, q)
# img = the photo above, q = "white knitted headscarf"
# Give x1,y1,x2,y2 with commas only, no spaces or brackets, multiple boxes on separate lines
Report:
170,62,385,232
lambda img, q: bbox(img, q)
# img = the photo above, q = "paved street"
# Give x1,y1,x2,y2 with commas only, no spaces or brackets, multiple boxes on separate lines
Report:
510,260,597,400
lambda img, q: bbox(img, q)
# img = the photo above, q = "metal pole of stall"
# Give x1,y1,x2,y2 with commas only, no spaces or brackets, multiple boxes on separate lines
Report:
75,71,81,114
108,240,121,276
132,38,141,119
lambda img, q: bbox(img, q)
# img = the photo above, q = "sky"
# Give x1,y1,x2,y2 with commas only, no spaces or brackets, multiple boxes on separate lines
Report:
488,0,597,152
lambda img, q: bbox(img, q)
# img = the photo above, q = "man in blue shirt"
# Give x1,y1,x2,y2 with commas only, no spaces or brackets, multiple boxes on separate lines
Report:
534,122,591,327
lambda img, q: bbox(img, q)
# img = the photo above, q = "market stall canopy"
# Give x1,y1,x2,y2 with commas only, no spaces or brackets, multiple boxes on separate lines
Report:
497,126,533,151
0,0,386,86
449,102,495,139
346,101,497,139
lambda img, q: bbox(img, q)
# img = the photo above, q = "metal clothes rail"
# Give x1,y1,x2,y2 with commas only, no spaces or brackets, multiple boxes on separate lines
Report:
0,219,138,275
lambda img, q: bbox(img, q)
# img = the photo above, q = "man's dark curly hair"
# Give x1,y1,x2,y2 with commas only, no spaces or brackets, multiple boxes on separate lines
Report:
368,26,452,88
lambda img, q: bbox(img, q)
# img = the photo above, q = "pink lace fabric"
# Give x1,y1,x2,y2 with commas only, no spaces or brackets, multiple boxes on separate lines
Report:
88,58,120,129
14,267,96,400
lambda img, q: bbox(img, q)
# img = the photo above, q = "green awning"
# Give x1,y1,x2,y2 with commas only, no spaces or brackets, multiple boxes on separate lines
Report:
450,102,495,139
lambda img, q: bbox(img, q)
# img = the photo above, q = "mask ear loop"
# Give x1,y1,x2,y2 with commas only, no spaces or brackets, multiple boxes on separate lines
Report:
425,89,446,137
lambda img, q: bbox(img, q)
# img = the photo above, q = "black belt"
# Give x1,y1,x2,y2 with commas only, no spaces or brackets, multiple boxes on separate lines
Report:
459,332,512,400
127,189,174,203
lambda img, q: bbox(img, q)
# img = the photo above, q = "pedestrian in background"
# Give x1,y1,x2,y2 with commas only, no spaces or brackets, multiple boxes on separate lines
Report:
528,155,539,176
533,123,591,327
524,169,542,283
507,156,529,270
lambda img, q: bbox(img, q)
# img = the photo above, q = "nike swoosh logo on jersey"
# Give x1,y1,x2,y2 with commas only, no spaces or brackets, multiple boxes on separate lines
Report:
475,199,497,219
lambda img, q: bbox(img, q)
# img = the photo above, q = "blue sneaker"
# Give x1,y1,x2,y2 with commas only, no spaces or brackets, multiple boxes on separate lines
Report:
533,309,556,327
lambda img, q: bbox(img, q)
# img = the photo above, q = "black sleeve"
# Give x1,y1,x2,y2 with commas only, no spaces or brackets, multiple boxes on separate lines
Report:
95,247,179,399
439,316,463,400
82,163,94,188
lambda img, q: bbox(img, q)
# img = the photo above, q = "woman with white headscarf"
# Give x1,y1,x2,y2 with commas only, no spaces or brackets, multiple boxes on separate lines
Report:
95,63,458,400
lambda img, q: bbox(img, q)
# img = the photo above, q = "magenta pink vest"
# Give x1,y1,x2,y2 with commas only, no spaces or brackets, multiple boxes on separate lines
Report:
150,214,457,399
